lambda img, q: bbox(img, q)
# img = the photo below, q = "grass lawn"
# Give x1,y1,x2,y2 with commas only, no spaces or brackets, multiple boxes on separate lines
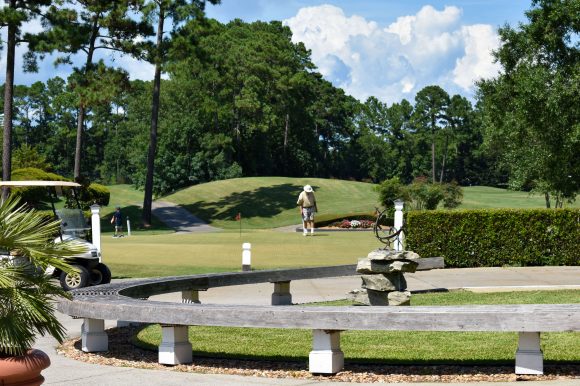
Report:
102,180,579,233
459,186,580,210
163,177,378,229
134,289,580,364
102,229,378,278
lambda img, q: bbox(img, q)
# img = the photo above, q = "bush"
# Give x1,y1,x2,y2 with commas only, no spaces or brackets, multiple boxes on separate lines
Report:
11,168,69,208
376,177,463,211
405,209,579,267
66,182,110,209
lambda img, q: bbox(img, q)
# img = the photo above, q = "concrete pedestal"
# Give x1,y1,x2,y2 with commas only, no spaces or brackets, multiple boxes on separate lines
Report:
81,318,108,352
271,281,292,305
308,330,344,374
159,325,193,365
515,332,543,374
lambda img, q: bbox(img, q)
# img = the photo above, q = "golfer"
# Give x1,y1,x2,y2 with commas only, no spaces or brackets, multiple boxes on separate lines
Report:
110,206,124,238
297,185,318,236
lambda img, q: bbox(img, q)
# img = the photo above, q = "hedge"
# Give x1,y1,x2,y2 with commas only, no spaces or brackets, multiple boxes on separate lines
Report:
66,182,110,209
405,209,579,267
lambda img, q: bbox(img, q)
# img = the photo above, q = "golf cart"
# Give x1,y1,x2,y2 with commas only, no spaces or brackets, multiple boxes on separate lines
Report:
0,180,111,290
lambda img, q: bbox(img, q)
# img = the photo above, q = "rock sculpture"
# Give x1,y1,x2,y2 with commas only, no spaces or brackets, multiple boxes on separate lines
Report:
349,249,421,306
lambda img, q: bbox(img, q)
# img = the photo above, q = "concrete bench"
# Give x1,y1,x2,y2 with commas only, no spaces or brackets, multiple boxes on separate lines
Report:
58,261,580,375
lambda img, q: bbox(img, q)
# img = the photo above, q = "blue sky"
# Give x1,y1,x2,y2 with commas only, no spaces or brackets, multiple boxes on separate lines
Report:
1,1,533,104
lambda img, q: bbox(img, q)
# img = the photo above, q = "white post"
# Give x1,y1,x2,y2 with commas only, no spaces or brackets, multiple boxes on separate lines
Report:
90,204,101,261
81,318,108,352
515,332,543,375
242,242,251,271
309,330,344,374
126,216,131,236
393,199,405,251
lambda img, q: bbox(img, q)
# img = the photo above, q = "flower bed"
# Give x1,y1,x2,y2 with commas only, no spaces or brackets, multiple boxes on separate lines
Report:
330,219,374,229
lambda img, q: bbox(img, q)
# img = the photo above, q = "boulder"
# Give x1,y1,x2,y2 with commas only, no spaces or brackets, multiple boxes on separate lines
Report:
361,273,407,291
387,291,411,306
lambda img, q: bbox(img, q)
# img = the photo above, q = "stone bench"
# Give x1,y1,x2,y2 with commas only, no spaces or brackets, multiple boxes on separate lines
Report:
58,261,580,375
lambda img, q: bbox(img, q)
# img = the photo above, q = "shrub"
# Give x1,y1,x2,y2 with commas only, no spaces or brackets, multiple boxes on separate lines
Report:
11,167,69,208
406,209,579,267
66,182,110,209
376,177,463,211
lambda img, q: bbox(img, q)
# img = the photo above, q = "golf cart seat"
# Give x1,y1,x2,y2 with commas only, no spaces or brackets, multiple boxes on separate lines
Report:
56,209,90,238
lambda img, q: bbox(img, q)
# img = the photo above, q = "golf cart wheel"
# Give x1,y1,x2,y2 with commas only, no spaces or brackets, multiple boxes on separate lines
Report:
60,264,90,291
90,263,112,286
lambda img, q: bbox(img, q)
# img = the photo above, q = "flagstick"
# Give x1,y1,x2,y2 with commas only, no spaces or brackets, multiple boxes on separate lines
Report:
239,213,242,237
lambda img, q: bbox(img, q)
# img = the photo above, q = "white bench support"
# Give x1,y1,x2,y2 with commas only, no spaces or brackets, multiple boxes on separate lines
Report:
271,281,292,305
182,289,201,304
81,318,108,352
515,332,543,375
159,325,193,365
309,329,344,374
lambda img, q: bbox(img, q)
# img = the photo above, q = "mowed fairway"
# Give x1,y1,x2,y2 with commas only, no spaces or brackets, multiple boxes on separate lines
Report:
459,186,580,209
101,230,378,278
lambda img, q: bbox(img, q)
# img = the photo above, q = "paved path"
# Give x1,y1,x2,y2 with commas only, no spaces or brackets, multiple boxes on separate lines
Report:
151,200,220,233
36,266,580,385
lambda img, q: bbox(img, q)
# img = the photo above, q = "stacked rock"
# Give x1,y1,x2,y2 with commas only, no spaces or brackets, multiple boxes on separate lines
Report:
349,249,421,306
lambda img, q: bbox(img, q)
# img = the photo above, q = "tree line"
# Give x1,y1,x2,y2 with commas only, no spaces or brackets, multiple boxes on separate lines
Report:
1,0,577,213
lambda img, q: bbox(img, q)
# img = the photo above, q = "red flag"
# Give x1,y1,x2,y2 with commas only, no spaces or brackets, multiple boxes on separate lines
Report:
235,212,241,221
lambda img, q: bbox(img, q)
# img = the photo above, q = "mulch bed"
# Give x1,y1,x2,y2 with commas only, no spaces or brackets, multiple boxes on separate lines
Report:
57,326,580,383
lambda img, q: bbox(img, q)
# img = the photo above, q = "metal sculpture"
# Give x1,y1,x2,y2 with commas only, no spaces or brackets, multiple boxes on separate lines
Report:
373,208,404,250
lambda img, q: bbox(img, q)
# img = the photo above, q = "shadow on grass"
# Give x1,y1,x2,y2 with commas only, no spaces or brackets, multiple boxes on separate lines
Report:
100,205,173,234
182,183,310,222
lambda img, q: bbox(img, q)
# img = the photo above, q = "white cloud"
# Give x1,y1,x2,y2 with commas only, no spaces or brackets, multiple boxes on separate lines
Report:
284,4,501,103
452,24,501,90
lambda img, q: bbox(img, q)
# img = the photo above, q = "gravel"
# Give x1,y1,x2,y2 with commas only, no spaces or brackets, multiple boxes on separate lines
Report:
58,326,580,383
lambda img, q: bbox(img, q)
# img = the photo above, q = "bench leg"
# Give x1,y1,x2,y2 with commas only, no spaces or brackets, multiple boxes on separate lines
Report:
271,281,292,305
159,325,193,365
81,318,108,352
182,289,201,304
309,329,344,374
515,332,543,375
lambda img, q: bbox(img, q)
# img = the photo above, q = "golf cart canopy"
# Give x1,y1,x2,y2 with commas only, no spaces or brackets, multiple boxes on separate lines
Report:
0,181,81,187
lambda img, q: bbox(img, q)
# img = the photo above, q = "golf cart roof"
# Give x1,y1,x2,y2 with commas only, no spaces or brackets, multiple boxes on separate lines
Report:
0,180,81,187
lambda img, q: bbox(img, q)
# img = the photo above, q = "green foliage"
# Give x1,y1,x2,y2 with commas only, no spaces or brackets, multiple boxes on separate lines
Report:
442,181,464,209
406,209,580,267
66,182,110,210
12,144,51,170
477,0,579,206
0,197,85,356
376,177,463,211
11,167,69,207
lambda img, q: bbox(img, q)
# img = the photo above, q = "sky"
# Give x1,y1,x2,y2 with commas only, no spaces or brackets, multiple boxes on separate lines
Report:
1,0,533,104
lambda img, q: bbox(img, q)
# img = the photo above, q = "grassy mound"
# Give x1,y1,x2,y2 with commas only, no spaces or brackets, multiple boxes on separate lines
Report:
163,177,378,229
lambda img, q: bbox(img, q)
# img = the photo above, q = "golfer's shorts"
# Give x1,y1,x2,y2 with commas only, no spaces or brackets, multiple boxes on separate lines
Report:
302,207,315,221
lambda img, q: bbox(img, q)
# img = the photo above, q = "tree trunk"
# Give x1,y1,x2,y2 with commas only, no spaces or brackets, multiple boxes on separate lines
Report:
73,13,100,180
73,106,86,179
2,0,17,200
544,192,551,209
283,113,289,163
142,8,165,227
431,128,436,183
439,131,449,183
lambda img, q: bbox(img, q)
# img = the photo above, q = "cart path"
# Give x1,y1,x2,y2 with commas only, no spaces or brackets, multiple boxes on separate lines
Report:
151,200,221,233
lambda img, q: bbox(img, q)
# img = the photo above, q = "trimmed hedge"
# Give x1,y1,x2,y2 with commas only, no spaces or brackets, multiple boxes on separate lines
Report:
406,209,579,267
